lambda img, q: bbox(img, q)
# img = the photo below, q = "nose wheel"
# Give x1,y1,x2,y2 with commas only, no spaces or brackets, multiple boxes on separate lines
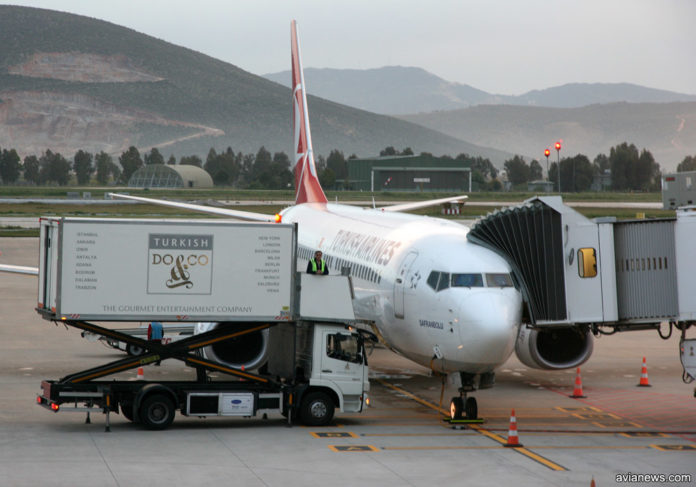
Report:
449,395,478,420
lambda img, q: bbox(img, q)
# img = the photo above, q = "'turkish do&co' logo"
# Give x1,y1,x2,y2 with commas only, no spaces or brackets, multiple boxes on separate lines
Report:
147,234,214,295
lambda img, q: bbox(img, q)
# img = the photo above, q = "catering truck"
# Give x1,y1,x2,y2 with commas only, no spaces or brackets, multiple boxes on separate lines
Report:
35,217,370,430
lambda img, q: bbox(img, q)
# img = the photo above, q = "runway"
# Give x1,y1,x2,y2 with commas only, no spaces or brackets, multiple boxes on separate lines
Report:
0,237,694,486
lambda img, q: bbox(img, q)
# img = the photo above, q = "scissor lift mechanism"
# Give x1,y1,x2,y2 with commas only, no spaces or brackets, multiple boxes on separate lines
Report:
36,315,289,430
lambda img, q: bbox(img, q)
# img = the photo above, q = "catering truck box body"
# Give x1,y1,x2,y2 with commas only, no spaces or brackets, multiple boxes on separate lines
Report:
37,217,296,322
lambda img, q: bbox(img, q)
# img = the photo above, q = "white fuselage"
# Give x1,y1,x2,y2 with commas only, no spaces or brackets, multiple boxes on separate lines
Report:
282,203,522,374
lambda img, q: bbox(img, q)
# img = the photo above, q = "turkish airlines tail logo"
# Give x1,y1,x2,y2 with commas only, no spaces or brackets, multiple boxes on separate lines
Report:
291,20,327,205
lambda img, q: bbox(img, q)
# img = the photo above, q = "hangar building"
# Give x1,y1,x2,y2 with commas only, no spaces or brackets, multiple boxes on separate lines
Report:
347,155,471,192
128,164,214,189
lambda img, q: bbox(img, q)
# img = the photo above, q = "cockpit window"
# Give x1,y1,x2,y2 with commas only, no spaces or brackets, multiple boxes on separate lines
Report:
437,272,450,291
451,273,484,287
486,273,513,287
429,271,512,291
427,271,440,290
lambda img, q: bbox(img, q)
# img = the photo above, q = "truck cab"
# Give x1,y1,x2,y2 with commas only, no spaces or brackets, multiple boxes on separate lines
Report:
311,325,369,414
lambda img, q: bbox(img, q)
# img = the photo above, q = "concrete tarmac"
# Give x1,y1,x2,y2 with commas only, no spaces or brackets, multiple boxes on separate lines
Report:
0,238,694,487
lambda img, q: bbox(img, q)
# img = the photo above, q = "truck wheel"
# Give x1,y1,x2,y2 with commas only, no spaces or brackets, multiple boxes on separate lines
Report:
299,392,334,426
139,394,175,430
449,397,463,420
126,344,145,357
120,401,135,422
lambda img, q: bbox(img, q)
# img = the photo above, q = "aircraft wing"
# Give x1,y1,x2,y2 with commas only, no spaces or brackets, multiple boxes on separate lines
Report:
377,195,468,212
0,264,38,275
109,193,278,222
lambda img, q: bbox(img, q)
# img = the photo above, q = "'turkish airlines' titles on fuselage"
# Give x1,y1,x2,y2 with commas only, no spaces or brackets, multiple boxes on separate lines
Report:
282,203,522,374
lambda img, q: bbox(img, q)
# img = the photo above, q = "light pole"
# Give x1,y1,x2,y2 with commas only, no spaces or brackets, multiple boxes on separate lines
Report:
544,149,550,191
555,141,562,193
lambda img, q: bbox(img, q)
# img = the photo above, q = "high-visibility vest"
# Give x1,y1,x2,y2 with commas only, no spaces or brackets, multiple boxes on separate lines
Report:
311,258,326,274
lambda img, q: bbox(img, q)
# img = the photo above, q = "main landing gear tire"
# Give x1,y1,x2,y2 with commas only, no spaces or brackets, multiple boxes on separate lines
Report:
300,392,334,426
449,397,463,420
139,394,175,430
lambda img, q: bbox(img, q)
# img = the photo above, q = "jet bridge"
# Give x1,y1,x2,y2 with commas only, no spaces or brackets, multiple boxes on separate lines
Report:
467,196,696,330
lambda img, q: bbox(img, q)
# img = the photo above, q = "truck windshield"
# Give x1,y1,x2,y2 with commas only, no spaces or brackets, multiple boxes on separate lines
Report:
326,333,363,364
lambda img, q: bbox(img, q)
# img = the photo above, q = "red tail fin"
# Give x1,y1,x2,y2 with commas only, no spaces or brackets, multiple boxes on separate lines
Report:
291,20,327,205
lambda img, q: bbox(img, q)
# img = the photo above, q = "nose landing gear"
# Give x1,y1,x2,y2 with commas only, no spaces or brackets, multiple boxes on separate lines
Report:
448,371,494,421
449,395,478,420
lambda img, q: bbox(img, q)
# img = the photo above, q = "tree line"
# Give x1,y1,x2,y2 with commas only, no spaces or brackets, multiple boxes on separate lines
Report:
503,143,693,192
0,142,694,192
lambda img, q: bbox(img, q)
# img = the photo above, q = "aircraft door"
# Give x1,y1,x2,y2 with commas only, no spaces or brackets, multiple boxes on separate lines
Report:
393,251,418,319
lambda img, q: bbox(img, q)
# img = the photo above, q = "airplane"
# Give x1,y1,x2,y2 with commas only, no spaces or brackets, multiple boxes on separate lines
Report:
0,20,594,420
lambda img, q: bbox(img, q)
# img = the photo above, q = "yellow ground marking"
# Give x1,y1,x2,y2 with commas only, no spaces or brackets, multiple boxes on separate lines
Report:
383,445,649,451
593,421,643,428
572,412,622,420
650,444,696,451
374,379,568,472
328,445,379,452
311,431,358,438
619,432,669,438
555,406,603,413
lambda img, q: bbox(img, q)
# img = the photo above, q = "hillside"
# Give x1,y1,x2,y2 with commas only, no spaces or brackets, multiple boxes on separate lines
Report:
264,68,696,115
400,102,696,171
0,6,511,165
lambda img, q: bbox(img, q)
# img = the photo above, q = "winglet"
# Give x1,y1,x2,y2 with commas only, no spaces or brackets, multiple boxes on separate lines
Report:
291,20,327,205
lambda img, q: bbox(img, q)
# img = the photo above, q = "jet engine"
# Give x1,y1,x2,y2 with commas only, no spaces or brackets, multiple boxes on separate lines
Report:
195,322,269,370
514,326,593,370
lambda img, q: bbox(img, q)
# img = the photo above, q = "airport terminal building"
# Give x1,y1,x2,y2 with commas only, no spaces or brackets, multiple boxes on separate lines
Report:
346,155,471,192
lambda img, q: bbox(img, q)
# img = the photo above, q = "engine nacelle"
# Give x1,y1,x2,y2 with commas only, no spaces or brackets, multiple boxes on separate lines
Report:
515,326,593,370
195,322,269,370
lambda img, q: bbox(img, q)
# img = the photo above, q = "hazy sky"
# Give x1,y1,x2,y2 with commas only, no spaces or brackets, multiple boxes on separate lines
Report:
4,0,695,95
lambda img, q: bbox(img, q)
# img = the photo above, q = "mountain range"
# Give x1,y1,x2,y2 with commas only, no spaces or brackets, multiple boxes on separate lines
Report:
263,66,696,115
0,6,509,167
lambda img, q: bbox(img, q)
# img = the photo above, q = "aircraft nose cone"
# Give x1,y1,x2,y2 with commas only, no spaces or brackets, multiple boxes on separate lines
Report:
457,291,520,367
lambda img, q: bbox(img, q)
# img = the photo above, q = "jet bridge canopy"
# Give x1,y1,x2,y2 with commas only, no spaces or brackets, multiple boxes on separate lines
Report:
467,196,694,329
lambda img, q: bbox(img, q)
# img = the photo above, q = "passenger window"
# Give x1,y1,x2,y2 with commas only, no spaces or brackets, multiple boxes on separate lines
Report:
427,271,440,290
451,273,484,287
485,273,513,287
577,248,597,278
326,333,362,364
436,272,450,291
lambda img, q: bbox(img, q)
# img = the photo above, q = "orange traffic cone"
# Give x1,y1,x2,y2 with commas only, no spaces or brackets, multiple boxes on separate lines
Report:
637,357,651,387
137,367,144,380
570,367,587,398
504,408,523,447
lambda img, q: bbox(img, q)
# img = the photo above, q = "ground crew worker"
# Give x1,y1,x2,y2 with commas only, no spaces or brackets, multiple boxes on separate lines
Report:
307,250,328,275
147,321,164,365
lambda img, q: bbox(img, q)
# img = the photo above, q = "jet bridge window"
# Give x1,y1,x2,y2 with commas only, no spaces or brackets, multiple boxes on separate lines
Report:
451,273,484,287
326,333,363,364
577,248,597,278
